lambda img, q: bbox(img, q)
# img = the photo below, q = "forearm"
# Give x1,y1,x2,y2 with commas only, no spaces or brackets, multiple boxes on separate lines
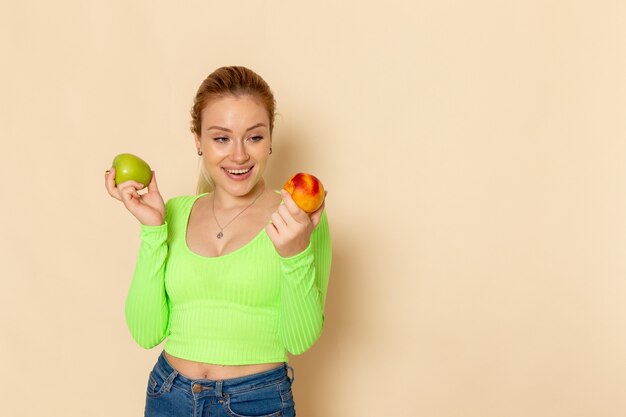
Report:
279,212,332,354
125,223,170,349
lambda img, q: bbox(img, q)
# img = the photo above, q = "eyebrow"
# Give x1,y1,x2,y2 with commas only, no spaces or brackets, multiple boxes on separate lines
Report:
206,123,267,133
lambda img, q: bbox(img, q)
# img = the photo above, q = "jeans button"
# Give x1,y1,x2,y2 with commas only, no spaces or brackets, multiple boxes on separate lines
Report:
192,383,202,394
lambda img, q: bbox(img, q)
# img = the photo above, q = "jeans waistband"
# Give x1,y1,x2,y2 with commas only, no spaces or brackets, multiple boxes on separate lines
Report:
155,350,291,395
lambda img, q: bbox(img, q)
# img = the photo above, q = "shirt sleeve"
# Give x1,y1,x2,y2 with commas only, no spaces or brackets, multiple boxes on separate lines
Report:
124,202,173,349
278,210,332,355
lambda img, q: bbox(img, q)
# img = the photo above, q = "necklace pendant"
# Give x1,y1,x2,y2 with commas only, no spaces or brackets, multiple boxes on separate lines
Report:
216,231,224,239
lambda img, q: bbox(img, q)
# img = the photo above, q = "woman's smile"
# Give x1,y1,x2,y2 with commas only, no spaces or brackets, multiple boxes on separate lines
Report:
222,165,254,181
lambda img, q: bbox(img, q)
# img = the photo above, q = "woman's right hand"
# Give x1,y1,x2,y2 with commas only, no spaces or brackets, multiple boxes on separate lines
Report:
105,168,165,226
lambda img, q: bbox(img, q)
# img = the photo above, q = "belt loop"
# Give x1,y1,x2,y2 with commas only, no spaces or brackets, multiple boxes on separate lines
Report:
216,380,223,398
287,365,295,384
164,370,178,392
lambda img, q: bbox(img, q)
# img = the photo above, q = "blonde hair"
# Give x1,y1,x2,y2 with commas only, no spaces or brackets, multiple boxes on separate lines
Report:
191,66,276,194
196,160,215,195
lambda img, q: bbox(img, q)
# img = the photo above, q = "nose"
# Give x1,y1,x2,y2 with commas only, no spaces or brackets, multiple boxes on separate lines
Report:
230,140,250,164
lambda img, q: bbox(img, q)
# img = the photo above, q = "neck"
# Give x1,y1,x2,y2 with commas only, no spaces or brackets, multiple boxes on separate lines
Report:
212,180,267,210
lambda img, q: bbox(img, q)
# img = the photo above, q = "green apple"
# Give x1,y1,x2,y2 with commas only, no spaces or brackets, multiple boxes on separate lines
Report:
112,153,152,187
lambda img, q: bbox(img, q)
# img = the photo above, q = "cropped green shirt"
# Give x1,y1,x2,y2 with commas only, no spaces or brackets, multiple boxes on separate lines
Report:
124,194,332,365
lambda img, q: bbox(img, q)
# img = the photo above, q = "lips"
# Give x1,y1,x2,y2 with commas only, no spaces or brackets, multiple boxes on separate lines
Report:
222,166,254,181
225,167,251,175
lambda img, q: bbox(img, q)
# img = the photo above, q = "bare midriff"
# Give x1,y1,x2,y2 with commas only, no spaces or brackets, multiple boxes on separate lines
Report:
164,351,283,380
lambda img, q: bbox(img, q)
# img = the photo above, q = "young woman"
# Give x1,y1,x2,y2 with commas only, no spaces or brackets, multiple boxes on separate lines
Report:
104,66,331,417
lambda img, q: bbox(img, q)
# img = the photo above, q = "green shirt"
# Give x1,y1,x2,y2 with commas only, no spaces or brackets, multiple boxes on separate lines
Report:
125,194,332,365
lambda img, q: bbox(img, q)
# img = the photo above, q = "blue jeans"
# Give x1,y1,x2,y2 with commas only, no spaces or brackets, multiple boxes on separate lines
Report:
144,350,296,417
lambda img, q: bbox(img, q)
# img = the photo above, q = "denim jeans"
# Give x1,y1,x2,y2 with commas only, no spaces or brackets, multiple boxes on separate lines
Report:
144,350,296,417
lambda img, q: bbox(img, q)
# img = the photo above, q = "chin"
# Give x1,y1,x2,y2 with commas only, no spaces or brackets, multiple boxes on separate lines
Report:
211,165,266,196
226,180,264,197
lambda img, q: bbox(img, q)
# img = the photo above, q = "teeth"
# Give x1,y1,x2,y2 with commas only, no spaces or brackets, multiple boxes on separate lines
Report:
226,168,251,174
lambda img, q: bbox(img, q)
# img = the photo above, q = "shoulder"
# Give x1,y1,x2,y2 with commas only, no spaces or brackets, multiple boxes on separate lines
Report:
165,194,207,219
165,194,203,209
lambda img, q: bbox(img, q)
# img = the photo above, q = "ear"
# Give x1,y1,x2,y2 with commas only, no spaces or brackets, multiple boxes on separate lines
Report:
194,133,201,150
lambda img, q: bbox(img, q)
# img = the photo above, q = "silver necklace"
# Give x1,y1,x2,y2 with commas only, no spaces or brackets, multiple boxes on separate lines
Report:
212,189,265,239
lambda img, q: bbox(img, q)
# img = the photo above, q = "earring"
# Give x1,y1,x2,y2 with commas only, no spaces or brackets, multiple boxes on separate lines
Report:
197,149,203,156
269,147,273,155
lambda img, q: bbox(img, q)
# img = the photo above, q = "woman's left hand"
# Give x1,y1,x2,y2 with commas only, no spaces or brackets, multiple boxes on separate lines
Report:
266,189,325,258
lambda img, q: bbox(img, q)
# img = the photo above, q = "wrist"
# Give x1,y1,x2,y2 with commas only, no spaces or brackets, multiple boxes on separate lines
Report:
137,213,164,227
278,241,312,260
141,219,164,227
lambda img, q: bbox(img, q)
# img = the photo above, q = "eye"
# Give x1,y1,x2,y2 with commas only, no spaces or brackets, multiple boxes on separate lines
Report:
249,135,264,142
213,136,229,143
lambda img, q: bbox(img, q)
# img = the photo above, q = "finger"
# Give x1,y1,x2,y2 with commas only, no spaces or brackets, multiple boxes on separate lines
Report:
280,190,309,222
105,168,122,201
117,180,147,192
270,211,288,232
147,171,159,193
309,200,326,227
308,190,327,226
118,183,141,200
265,222,279,242
309,191,328,227
277,204,295,225
277,205,308,232
280,190,299,214
117,180,145,203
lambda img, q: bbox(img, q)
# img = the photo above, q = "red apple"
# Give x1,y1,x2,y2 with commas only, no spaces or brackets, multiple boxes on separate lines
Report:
283,173,325,213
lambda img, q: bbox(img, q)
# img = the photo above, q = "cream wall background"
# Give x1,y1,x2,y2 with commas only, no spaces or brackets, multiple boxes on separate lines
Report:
1,1,625,416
